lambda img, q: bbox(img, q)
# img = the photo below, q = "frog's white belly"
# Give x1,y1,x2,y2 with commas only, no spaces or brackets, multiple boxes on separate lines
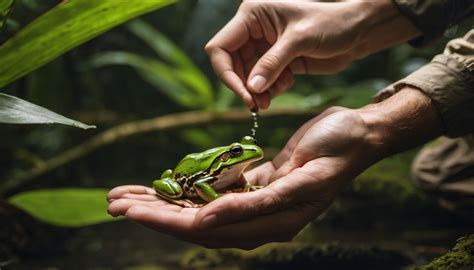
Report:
211,162,250,190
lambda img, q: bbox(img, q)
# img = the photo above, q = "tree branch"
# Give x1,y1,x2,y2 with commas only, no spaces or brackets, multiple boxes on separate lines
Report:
1,107,324,195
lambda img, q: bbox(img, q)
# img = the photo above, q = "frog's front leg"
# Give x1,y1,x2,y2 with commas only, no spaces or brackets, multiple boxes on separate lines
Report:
153,171,195,207
243,182,263,192
194,176,222,203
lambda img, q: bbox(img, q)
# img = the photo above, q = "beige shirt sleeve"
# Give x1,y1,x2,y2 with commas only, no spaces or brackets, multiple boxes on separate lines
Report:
392,0,474,46
375,29,474,137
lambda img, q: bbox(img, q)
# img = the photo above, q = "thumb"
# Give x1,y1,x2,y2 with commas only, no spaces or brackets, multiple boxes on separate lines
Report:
195,187,285,229
247,37,297,94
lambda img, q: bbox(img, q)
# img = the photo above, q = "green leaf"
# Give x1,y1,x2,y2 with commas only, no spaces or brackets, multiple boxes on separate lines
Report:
0,0,176,87
0,93,95,129
8,188,120,227
88,51,208,108
0,0,14,30
127,19,194,70
126,20,213,104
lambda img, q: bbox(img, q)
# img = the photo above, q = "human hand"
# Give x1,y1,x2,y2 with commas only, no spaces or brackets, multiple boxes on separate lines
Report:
107,87,442,249
205,0,419,109
107,107,381,249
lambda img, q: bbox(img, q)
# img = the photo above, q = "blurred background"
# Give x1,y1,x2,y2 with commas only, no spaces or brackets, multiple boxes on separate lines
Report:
0,1,472,269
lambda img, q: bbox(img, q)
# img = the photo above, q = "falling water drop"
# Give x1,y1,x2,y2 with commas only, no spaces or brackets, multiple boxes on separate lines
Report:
250,108,259,138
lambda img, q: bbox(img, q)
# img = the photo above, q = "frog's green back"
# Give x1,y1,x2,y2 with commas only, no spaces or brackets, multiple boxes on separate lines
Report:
173,146,228,177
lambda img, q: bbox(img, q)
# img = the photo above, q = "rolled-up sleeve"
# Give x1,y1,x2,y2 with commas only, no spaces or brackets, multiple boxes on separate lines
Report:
375,29,474,137
392,0,474,46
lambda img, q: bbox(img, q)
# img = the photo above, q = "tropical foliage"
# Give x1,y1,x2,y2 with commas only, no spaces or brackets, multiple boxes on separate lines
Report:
0,0,175,227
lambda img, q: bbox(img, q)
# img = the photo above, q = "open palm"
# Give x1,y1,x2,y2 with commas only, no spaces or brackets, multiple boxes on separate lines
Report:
107,107,379,249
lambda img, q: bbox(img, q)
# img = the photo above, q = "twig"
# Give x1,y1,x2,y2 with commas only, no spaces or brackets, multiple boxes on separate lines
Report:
1,107,326,195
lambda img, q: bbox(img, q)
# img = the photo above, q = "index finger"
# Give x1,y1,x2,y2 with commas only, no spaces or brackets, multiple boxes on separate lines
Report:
107,185,156,201
205,15,256,108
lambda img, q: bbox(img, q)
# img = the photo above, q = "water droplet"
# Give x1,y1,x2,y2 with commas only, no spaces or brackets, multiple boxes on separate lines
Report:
250,109,259,138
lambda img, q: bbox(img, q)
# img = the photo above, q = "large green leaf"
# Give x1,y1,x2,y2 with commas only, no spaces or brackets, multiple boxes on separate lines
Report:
0,93,95,129
127,19,194,70
8,188,120,227
0,0,176,87
0,0,14,30
126,20,213,105
88,51,209,108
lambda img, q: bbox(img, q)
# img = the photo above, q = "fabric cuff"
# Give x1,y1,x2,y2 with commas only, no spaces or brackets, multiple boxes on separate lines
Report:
391,0,447,46
375,54,474,137
392,0,474,47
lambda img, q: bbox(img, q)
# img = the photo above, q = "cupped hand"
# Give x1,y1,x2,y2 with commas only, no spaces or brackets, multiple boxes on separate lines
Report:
107,107,383,249
205,1,373,109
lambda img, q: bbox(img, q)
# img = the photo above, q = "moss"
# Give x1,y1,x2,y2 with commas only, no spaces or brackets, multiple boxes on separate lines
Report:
246,243,411,269
180,248,241,269
126,266,168,270
180,243,411,270
416,235,474,270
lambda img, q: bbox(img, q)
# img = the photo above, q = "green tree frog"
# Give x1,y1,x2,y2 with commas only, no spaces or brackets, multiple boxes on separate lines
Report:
152,136,264,207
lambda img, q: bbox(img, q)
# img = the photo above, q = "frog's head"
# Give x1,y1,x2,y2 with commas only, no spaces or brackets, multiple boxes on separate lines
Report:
206,136,263,189
217,136,264,169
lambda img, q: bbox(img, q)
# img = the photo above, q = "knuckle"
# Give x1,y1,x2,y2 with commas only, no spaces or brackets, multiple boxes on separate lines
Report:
217,69,234,80
247,13,259,26
325,106,348,114
239,1,257,11
204,41,216,55
290,23,312,42
109,199,126,209
259,54,282,70
122,193,134,199
124,205,141,217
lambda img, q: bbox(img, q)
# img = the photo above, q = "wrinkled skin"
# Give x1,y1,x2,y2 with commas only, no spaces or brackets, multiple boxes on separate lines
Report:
108,86,442,249
204,0,419,109
108,107,380,249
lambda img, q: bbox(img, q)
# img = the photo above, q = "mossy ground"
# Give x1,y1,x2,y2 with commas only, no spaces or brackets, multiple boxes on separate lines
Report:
181,242,412,270
416,235,474,270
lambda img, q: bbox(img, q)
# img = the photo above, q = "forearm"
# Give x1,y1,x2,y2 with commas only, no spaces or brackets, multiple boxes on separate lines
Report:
343,0,421,59
375,30,474,137
358,87,443,158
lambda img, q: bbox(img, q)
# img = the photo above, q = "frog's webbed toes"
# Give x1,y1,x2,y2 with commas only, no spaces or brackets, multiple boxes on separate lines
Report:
243,183,263,192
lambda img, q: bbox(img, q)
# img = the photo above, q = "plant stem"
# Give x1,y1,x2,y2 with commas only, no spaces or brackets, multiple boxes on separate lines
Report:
1,107,327,196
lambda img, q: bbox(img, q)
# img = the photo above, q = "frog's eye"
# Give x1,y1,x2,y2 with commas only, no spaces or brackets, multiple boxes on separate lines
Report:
229,145,243,157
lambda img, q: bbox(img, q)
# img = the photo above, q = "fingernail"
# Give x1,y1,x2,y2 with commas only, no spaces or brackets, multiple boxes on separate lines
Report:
249,75,267,93
199,214,217,229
